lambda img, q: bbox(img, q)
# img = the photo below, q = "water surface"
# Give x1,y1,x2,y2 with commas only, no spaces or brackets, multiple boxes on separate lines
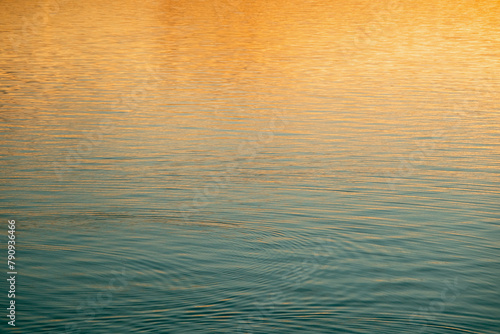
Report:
1,0,499,333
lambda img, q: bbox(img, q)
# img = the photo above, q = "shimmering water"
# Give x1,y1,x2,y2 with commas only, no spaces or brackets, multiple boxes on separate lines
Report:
1,0,499,333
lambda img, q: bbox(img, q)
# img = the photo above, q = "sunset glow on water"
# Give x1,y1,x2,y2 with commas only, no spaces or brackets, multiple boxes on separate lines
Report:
1,0,499,333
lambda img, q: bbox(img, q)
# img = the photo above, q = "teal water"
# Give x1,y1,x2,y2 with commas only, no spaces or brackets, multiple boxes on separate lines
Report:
1,0,499,333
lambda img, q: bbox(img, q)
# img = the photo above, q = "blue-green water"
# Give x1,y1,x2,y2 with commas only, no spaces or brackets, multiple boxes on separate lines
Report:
1,0,499,333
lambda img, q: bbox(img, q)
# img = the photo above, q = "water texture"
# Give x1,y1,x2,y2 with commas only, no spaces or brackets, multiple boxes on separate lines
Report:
0,0,499,333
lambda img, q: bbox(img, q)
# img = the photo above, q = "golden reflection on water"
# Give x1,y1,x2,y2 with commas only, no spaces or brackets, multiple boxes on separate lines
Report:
0,0,498,190
0,1,498,179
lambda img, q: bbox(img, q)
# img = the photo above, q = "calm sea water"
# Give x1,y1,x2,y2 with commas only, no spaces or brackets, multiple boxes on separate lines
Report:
1,0,499,333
